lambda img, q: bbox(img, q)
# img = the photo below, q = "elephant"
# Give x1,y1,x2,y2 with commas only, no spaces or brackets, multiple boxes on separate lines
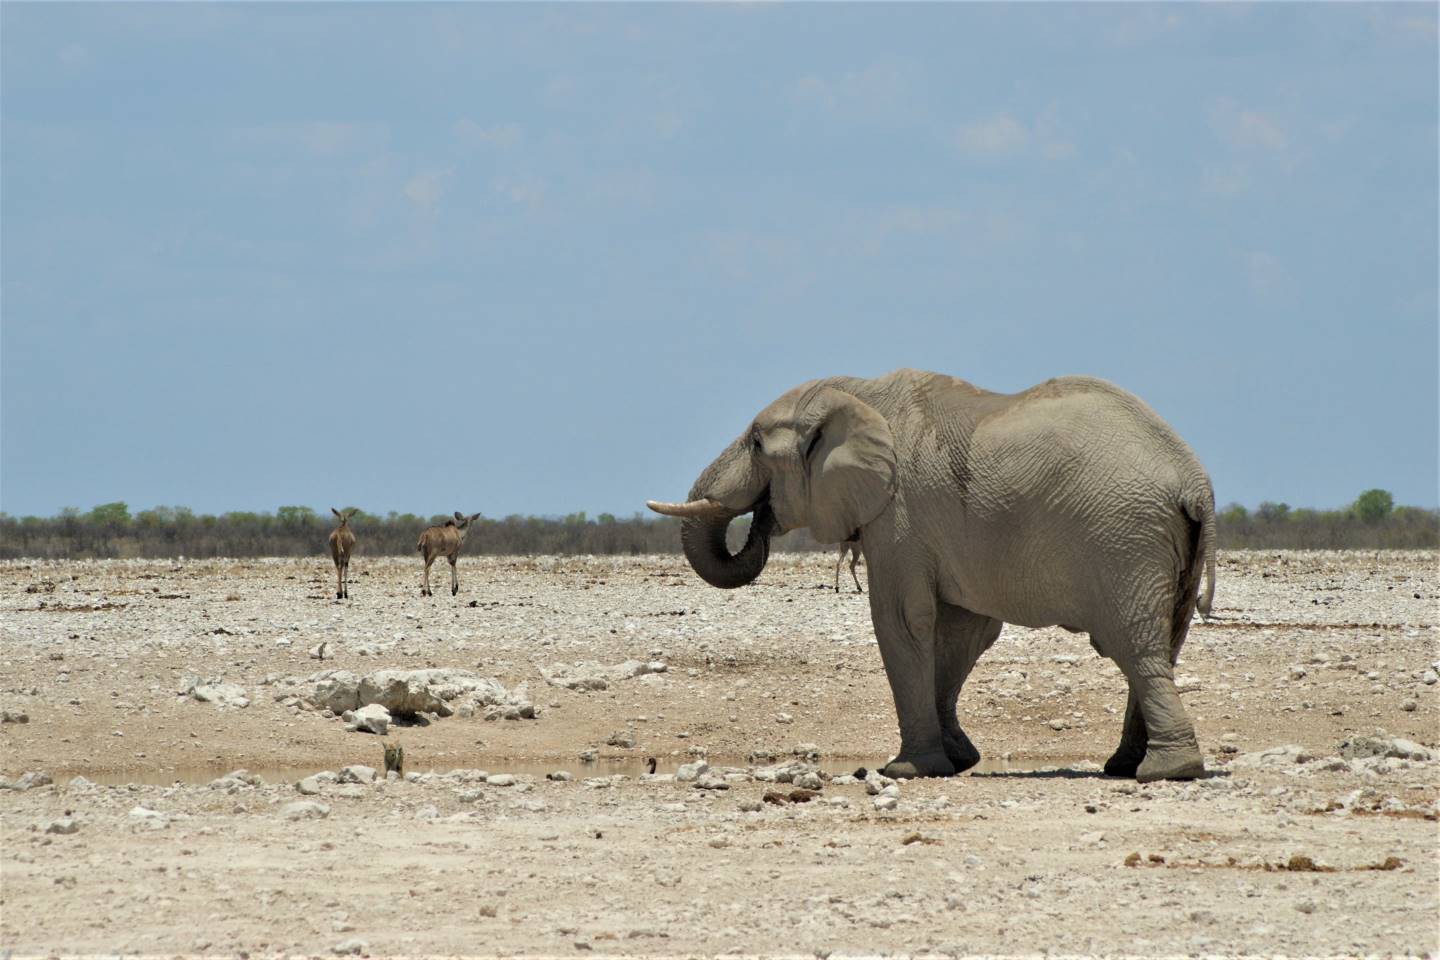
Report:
647,369,1216,782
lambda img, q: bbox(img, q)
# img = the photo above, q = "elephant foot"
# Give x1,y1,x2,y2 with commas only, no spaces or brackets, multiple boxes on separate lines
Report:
943,729,982,774
1103,743,1145,779
881,750,956,780
1135,742,1205,783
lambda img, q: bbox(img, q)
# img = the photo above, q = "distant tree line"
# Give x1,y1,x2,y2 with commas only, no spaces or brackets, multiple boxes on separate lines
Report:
0,489,1433,559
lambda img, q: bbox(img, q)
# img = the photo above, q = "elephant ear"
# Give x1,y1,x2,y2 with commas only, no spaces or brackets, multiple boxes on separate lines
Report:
802,388,897,543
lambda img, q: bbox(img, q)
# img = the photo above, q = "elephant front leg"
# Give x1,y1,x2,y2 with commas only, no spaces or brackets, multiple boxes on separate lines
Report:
935,603,1002,773
871,587,954,779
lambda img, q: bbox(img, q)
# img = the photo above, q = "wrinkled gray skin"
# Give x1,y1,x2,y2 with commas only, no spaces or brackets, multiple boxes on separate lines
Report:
655,369,1216,782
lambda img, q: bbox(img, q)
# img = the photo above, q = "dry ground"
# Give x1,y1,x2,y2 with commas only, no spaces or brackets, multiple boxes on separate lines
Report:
1,550,1436,956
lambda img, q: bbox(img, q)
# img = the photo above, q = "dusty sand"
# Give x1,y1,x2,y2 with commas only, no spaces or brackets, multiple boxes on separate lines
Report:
2,551,1436,956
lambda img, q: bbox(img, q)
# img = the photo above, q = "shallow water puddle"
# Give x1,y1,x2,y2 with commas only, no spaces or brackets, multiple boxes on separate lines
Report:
69,754,1097,786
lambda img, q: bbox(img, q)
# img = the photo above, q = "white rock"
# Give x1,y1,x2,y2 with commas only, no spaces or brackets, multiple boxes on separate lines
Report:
332,938,367,956
339,765,377,784
128,806,170,829
676,761,710,783
485,774,517,787
296,776,323,796
283,801,330,821
342,704,391,735
44,817,79,835
873,795,899,811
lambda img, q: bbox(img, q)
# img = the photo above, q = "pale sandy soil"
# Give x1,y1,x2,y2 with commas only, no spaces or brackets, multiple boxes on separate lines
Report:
1,551,1436,956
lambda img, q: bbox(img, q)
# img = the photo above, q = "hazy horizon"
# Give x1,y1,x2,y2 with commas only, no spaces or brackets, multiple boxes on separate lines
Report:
4,4,1436,517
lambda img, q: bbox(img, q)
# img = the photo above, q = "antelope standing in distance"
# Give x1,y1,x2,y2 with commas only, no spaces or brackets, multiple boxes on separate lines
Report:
834,541,863,594
417,511,481,596
328,508,356,599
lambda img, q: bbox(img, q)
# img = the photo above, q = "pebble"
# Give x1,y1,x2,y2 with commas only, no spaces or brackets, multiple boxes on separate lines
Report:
485,774,517,787
547,771,573,782
873,795,899,811
332,938,368,955
339,765,377,785
1,709,30,724
43,817,79,835
738,799,763,813
297,776,324,796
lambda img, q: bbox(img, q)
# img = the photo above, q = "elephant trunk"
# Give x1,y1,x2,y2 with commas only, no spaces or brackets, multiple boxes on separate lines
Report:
679,499,775,589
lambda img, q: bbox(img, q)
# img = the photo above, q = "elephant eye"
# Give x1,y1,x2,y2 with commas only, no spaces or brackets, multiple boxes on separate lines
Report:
804,430,823,460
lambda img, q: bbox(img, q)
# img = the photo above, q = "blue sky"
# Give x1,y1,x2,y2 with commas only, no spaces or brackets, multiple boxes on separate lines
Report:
3,3,1436,518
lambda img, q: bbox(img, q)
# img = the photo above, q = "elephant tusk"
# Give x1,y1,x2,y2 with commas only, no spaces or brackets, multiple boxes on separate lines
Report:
645,498,733,519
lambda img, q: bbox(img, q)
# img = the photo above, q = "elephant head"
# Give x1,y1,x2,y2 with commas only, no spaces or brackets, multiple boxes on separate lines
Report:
648,382,898,588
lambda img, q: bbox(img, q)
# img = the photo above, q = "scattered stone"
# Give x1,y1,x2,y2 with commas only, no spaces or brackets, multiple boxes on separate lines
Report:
2,709,29,724
180,677,250,709
44,817,79,835
792,743,821,760
540,660,667,691
1340,733,1433,762
3,771,53,792
332,938,367,956
873,795,898,811
297,776,324,796
1048,718,1068,731
414,805,439,820
547,771,573,782
283,801,331,821
339,765,377,784
1230,745,1314,768
787,788,819,803
578,749,598,763
775,712,794,724
486,774,517,787
694,774,731,791
738,799,763,813
606,730,637,749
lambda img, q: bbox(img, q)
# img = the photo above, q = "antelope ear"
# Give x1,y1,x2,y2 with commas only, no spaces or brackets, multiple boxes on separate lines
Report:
331,508,342,518
467,513,481,523
801,388,897,543
453,511,465,521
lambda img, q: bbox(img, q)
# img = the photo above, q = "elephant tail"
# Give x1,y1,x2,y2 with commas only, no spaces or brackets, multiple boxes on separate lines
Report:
1182,480,1217,622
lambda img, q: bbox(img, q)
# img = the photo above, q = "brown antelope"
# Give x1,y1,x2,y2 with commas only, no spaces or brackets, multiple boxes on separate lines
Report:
327,508,356,599
834,540,863,593
417,511,481,596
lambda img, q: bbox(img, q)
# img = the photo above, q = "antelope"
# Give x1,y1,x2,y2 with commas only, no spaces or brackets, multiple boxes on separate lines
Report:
417,511,481,596
327,508,356,599
834,540,863,593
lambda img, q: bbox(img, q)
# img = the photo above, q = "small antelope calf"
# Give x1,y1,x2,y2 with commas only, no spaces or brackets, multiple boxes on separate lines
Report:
835,541,863,594
417,511,481,596
328,508,357,599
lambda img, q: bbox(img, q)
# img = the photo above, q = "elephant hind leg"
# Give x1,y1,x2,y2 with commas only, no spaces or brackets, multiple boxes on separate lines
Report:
935,603,1002,773
1118,655,1204,782
1103,688,1147,778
